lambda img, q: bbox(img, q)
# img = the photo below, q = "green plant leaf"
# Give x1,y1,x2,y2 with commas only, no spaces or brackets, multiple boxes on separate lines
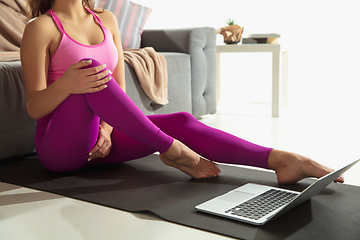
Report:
226,18,236,25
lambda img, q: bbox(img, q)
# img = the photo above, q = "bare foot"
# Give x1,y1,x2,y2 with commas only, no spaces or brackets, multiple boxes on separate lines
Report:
268,149,345,184
160,139,221,179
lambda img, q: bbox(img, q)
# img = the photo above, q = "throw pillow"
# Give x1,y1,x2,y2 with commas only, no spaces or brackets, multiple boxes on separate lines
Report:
97,0,152,49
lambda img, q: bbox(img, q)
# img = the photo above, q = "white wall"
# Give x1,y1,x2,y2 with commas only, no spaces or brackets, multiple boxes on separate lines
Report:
136,0,360,117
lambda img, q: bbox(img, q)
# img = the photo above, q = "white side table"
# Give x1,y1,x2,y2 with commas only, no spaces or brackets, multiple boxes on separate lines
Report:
216,44,288,117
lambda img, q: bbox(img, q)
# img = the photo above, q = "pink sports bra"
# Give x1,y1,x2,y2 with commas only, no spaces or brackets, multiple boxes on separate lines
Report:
47,8,118,86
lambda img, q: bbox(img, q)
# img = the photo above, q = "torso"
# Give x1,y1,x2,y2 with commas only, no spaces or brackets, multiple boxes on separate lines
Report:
43,8,118,85
48,9,108,58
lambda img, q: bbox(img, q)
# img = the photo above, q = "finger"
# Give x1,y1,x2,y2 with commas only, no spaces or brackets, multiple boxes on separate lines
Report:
89,140,102,155
81,64,108,77
88,148,102,161
88,139,104,161
100,141,112,158
87,135,113,161
100,145,112,158
98,139,111,155
73,59,93,70
77,68,109,90
89,142,110,161
90,69,112,82
85,74,112,93
88,151,102,161
86,81,109,93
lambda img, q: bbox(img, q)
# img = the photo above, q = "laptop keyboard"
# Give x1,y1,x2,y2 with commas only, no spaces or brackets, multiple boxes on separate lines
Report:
225,189,298,220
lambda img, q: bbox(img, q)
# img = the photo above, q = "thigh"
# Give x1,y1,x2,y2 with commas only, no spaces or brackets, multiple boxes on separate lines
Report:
35,94,100,172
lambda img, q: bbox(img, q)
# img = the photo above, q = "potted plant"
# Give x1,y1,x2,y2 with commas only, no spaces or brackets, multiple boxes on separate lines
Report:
217,19,244,44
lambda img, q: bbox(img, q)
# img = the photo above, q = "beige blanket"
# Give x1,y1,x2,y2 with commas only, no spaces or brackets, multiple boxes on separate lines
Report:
0,0,29,61
123,47,168,105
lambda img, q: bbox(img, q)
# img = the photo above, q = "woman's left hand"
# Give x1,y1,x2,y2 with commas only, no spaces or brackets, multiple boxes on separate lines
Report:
88,125,112,161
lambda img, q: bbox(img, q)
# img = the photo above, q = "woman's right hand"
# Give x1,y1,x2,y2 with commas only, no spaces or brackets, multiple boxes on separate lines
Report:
60,60,112,94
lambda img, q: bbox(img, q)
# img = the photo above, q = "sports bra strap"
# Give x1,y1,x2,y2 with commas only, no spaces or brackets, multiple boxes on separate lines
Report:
47,8,105,34
47,9,66,34
84,7,105,29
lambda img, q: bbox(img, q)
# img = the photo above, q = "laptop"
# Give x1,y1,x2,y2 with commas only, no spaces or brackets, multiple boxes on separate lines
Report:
195,159,359,226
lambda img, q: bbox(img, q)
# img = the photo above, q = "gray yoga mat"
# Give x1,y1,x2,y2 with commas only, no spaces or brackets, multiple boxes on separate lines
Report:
1,154,359,240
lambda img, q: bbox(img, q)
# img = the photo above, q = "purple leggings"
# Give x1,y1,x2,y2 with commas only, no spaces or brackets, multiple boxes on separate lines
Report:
35,60,272,172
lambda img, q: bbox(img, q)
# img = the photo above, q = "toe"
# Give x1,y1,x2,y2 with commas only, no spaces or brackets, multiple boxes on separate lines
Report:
335,175,344,183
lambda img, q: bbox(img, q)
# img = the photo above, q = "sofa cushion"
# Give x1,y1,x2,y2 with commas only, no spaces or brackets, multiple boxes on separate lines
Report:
0,61,36,159
125,52,192,115
97,0,152,49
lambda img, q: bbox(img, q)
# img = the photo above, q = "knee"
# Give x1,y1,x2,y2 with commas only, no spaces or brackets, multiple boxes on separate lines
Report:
172,112,197,126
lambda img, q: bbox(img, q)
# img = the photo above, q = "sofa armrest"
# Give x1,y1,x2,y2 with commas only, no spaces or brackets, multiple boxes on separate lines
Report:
141,27,217,117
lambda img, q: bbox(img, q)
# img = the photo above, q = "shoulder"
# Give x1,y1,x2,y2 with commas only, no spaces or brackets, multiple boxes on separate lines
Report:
96,9,119,33
96,9,118,23
25,14,56,34
21,13,60,60
23,14,58,43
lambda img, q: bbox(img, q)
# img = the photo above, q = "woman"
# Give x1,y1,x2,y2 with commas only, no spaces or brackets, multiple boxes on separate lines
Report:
21,0,343,184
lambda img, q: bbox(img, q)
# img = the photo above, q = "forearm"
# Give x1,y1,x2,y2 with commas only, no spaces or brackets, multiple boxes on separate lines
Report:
26,78,70,120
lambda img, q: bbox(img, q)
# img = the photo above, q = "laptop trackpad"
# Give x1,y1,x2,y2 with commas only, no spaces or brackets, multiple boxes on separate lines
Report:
218,191,255,204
